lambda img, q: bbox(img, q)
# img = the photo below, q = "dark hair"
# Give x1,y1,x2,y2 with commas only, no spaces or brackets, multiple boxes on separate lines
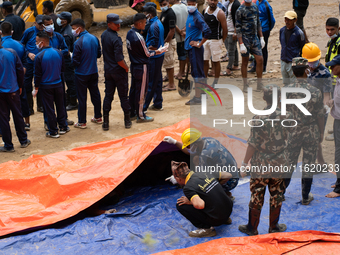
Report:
70,18,85,28
158,0,169,3
292,66,308,77
42,15,53,23
326,18,339,28
3,6,13,13
0,21,12,35
187,0,197,3
133,13,146,24
143,6,157,17
36,31,50,41
42,1,54,13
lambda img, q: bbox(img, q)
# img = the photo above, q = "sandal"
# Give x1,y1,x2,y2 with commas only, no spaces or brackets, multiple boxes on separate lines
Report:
232,66,240,70
208,71,215,77
162,86,176,92
221,54,229,62
163,76,169,82
220,70,233,76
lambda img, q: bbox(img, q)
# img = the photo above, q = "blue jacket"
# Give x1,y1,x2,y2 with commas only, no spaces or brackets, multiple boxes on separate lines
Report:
0,47,24,93
20,26,41,64
126,27,156,65
280,25,306,63
185,9,211,50
49,32,69,58
72,30,101,75
146,16,164,59
1,35,27,68
256,0,275,32
34,47,64,89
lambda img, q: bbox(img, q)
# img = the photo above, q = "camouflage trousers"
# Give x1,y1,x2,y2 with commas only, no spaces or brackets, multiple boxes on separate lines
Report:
249,178,285,210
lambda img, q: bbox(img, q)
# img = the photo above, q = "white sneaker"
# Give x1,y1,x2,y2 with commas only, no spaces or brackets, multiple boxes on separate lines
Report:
189,227,216,237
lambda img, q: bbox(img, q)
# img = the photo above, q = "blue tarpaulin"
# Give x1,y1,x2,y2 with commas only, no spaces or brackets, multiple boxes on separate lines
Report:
0,170,339,255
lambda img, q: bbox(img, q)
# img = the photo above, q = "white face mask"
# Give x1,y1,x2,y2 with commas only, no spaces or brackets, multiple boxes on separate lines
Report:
57,18,62,27
161,6,169,12
328,33,338,39
244,0,252,2
44,24,54,33
187,5,197,13
308,60,320,69
72,28,79,37
36,42,43,50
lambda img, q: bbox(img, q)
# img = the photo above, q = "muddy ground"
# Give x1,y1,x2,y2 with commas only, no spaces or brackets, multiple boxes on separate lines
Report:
0,0,337,166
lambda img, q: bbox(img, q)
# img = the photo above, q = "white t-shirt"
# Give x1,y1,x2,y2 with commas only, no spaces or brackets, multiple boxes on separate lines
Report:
171,3,188,42
227,2,234,35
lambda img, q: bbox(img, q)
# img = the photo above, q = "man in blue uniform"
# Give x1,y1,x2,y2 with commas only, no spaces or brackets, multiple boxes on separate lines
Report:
101,14,131,130
1,21,31,132
33,31,69,138
143,6,165,113
0,41,31,152
0,1,25,41
184,0,211,105
58,11,78,111
71,18,102,129
126,13,164,123
21,15,45,114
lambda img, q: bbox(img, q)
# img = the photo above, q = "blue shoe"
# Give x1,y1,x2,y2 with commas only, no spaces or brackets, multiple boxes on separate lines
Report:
136,116,154,123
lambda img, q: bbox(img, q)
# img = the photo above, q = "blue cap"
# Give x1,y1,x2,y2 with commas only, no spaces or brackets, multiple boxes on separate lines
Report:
143,2,157,10
107,13,122,24
326,55,340,67
0,1,13,8
58,12,72,22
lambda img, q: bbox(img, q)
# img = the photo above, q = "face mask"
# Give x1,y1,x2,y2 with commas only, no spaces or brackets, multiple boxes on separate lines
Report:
72,28,79,37
187,144,198,154
161,6,168,12
57,18,62,27
308,60,320,69
245,0,252,2
187,5,197,13
328,33,338,39
44,24,54,33
36,42,43,50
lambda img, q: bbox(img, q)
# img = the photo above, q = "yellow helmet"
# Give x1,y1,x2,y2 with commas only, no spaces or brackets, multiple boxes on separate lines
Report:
302,42,321,62
181,128,202,149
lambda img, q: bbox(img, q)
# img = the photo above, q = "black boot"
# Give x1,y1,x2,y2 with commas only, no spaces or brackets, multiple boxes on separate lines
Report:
66,97,78,111
124,112,132,129
102,111,109,131
238,208,261,236
268,205,287,233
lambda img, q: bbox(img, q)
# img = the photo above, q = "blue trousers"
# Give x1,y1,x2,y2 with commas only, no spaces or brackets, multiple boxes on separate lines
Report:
75,73,102,123
129,63,149,118
0,90,28,149
143,56,164,111
188,47,205,80
103,71,130,114
40,85,68,134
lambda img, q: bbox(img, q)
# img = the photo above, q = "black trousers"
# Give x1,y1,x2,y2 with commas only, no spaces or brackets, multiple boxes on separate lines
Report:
103,71,131,114
129,64,148,118
176,203,230,229
24,62,34,114
64,60,77,99
75,73,102,123
40,85,67,134
333,119,340,194
0,90,28,149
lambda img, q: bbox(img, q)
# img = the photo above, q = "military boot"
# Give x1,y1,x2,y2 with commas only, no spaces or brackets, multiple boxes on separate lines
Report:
124,112,132,129
238,208,261,236
102,111,109,131
268,205,287,233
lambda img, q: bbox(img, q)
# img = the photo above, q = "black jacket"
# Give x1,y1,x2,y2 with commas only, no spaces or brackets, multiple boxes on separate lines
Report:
226,0,241,27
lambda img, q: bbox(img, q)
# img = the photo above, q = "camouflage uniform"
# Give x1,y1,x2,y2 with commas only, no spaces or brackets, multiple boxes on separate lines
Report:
285,58,325,200
235,3,262,57
194,137,239,192
247,85,293,210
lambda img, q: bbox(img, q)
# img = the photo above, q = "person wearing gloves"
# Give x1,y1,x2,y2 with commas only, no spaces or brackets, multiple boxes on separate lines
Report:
203,0,228,87
173,160,233,238
235,0,265,92
239,85,290,236
302,43,332,167
279,11,306,86
163,128,239,199
184,0,212,105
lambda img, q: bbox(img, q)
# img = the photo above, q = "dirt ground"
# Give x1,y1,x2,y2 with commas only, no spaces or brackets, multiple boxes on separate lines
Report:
0,0,337,165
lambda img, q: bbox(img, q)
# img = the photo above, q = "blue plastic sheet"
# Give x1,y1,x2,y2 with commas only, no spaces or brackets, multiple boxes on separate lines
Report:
0,169,339,255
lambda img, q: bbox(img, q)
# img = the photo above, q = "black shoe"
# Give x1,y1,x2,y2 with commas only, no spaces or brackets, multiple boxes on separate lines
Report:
25,123,30,131
46,132,60,138
66,103,78,111
66,119,74,125
37,106,44,113
185,97,201,105
0,146,15,152
20,139,31,148
59,127,70,135
302,193,314,205
124,113,132,129
102,112,109,131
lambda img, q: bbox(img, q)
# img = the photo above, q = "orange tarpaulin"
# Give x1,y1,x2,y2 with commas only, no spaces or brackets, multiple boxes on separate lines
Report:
154,231,340,255
0,118,246,237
